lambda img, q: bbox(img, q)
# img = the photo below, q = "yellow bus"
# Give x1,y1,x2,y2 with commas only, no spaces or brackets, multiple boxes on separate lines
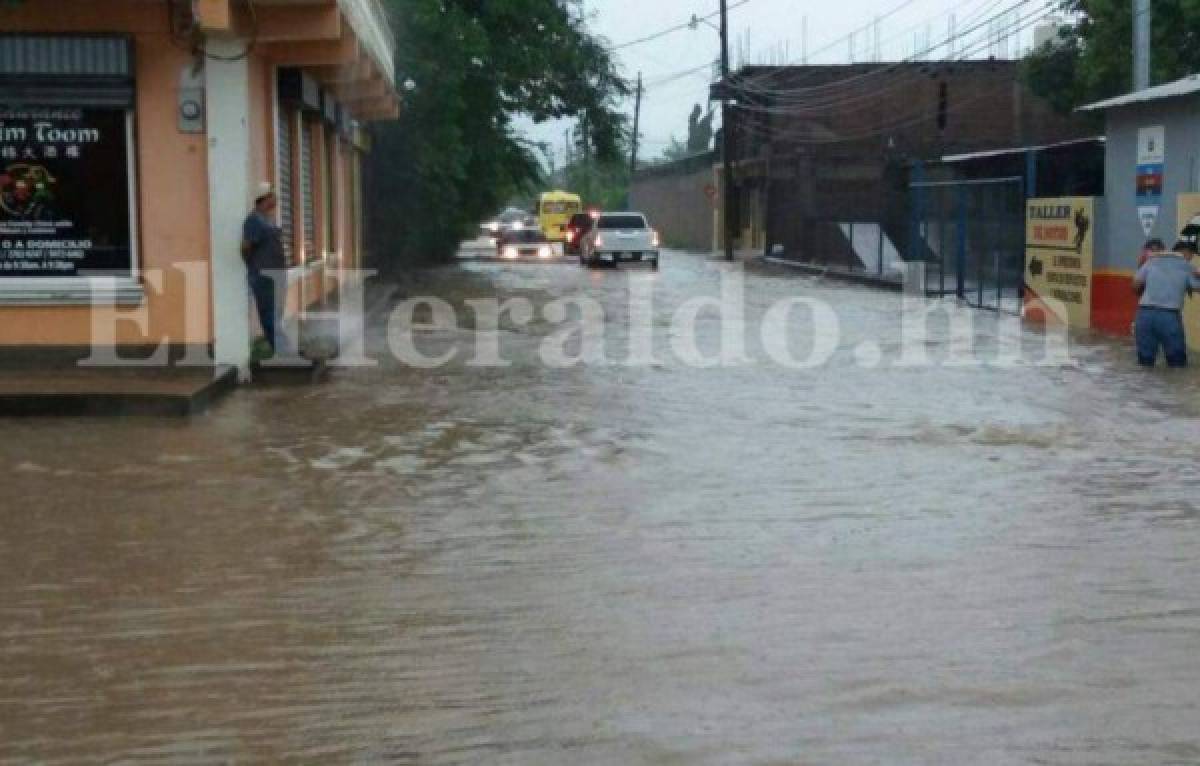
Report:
537,190,583,242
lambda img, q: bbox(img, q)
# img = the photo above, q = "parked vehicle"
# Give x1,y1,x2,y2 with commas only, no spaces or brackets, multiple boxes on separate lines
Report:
564,212,595,255
580,212,660,270
496,226,559,260
537,190,583,242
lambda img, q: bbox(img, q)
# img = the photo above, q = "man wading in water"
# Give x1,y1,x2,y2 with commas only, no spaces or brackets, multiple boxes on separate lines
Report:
1133,240,1200,367
241,183,291,356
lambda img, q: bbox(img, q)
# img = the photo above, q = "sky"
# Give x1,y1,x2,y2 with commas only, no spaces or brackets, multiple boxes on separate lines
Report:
519,0,1053,169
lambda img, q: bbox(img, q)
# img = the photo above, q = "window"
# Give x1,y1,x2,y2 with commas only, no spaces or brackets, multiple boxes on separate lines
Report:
0,36,140,304
597,214,648,230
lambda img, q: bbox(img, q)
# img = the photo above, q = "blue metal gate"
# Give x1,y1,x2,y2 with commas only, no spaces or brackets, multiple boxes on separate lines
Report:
908,176,1026,313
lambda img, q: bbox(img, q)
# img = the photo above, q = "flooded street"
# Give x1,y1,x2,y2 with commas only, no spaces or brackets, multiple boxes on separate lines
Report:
3,250,1200,764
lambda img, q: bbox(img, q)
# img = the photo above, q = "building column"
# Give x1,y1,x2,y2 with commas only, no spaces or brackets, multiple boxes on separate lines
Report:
204,42,253,372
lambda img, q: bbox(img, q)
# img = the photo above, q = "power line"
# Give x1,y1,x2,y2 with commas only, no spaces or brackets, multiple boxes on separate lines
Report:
735,0,1005,93
757,0,925,67
607,0,753,52
732,3,1054,123
726,4,1058,143
736,0,1016,98
645,59,720,88
733,0,1035,102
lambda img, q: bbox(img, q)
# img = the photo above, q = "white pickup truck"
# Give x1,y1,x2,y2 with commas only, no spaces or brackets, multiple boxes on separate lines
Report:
580,212,660,270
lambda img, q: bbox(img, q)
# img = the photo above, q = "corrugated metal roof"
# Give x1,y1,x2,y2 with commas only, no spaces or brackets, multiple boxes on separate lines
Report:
1078,74,1200,111
940,136,1105,163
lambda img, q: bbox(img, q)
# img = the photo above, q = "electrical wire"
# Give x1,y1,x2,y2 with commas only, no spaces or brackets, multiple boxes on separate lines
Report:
635,0,1052,155
724,4,1058,145
167,0,260,62
732,3,1054,126
645,59,720,88
733,0,1033,101
607,0,754,52
735,0,1012,95
731,1,1053,118
741,0,926,73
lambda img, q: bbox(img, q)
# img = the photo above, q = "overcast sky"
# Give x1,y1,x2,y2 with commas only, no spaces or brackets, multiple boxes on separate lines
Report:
519,0,1050,168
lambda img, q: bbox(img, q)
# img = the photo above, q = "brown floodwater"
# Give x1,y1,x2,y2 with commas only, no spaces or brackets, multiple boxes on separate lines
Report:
3,250,1200,764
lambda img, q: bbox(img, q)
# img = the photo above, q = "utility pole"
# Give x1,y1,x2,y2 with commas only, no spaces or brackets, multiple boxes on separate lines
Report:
720,0,735,261
1133,0,1151,90
629,72,643,179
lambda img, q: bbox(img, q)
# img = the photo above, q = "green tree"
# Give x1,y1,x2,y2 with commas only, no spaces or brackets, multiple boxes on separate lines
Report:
1024,0,1200,113
659,135,691,162
561,118,631,209
367,0,628,269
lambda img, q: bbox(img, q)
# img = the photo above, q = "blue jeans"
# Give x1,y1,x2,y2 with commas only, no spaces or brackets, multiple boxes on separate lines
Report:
248,271,285,352
1135,307,1188,367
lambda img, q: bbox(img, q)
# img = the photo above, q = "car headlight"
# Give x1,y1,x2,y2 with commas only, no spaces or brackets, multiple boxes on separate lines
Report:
538,246,553,258
512,221,523,231
502,246,519,259
485,221,500,232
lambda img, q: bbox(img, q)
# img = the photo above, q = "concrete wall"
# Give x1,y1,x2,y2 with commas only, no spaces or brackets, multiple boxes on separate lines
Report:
1102,97,1200,269
629,154,716,253
1095,95,1200,335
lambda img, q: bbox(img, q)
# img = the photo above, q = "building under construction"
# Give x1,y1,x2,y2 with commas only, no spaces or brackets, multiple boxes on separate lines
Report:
714,61,1096,285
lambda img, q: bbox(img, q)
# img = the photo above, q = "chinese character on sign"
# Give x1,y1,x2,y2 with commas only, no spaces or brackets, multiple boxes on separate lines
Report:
44,146,58,159
66,146,81,159
0,147,15,160
22,148,36,160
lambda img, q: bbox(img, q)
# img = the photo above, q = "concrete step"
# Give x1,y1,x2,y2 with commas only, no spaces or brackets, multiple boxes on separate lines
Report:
0,366,238,417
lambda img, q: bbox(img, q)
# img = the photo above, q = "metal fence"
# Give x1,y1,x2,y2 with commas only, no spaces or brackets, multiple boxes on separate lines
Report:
908,176,1025,313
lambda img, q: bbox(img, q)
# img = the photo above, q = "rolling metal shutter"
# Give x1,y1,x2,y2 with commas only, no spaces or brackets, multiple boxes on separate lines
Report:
277,111,294,262
300,121,316,259
0,35,134,107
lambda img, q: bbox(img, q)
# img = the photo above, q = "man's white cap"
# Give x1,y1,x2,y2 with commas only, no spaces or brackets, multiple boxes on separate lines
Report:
256,182,274,200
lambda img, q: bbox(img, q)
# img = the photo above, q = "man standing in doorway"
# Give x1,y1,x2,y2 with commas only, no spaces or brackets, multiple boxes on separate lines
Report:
1133,240,1200,367
241,183,290,355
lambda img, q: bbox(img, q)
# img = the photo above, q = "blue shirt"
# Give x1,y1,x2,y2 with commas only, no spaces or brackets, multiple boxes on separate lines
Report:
1135,254,1200,311
242,211,286,273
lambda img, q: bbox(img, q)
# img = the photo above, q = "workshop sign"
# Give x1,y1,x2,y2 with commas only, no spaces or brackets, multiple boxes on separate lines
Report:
1025,197,1095,329
0,108,133,279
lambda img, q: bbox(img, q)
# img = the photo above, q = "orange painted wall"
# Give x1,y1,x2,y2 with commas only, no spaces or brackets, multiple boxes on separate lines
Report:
0,1,213,347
